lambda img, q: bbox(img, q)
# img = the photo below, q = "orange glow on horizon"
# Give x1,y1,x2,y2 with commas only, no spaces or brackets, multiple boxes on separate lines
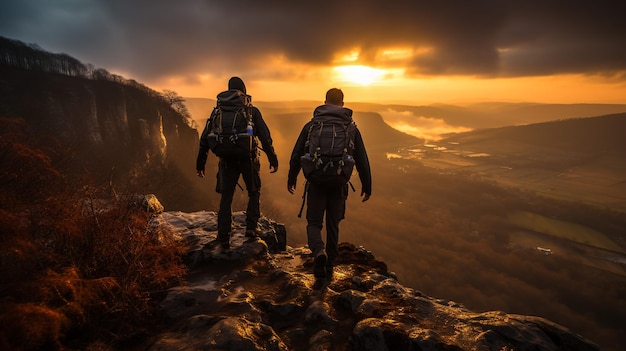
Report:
149,66,626,105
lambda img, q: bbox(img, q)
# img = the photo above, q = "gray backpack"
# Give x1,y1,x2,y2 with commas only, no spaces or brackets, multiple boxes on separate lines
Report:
300,115,356,186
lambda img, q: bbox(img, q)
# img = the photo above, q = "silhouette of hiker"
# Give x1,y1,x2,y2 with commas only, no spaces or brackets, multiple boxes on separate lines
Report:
288,88,372,279
197,77,278,248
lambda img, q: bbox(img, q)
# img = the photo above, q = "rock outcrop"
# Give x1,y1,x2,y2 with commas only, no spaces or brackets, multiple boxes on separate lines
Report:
0,62,203,209
147,210,600,351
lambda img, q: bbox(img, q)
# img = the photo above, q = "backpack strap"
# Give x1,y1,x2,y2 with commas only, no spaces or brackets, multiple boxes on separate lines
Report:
297,180,310,218
314,121,324,158
217,108,224,134
304,122,314,154
206,107,218,127
330,124,336,153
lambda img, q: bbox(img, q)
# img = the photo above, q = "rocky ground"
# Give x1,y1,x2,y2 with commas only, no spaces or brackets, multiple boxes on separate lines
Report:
145,209,600,351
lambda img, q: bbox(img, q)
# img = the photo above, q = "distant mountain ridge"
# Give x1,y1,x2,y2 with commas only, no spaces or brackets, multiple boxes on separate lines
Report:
351,101,626,129
185,96,626,145
443,113,626,157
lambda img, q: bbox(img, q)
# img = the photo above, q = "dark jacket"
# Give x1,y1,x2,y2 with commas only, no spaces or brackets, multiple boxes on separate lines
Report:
288,104,372,195
196,92,278,171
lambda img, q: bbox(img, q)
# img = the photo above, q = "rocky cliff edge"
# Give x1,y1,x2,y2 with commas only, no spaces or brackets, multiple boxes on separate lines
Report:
146,209,600,351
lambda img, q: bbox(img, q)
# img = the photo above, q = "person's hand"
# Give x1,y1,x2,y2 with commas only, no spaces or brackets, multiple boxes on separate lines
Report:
288,183,296,194
269,155,278,173
361,191,371,202
196,170,205,178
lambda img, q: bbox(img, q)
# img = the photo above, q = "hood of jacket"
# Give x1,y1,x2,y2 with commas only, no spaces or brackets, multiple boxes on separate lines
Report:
217,89,252,108
312,104,353,122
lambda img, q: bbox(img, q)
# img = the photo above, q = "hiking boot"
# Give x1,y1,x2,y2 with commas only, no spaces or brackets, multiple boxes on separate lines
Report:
219,240,230,250
313,253,327,278
205,238,229,250
215,235,230,249
245,228,261,238
325,265,334,278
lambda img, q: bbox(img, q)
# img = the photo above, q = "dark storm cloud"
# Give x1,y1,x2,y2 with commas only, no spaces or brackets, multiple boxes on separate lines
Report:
1,0,625,81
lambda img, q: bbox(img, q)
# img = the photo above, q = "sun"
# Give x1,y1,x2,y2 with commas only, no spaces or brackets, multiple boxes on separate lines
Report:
333,65,386,85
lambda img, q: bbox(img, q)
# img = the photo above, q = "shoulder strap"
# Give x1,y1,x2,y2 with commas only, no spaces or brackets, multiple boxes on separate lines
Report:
304,121,315,150
205,107,218,130
244,104,253,125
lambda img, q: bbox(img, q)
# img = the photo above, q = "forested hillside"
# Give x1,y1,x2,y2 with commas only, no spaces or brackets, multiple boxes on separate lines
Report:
0,35,206,210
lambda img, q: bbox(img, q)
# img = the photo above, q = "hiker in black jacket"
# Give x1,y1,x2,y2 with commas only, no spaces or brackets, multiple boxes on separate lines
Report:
288,88,372,279
197,77,278,248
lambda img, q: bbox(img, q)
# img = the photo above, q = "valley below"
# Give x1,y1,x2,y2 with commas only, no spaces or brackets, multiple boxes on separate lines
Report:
392,139,626,212
388,140,626,274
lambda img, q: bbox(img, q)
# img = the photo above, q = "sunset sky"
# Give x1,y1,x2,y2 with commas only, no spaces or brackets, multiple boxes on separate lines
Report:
2,0,625,104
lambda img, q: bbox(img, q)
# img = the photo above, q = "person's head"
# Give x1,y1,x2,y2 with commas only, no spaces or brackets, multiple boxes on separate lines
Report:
228,76,246,94
325,88,344,106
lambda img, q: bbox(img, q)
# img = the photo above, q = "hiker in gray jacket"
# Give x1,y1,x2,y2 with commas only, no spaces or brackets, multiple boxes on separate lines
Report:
288,88,372,279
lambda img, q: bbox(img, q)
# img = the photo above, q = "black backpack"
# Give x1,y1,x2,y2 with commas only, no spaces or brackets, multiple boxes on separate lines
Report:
300,115,356,186
205,90,256,158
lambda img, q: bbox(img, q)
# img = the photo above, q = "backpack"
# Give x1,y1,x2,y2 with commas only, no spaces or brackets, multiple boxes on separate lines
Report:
205,90,256,158
300,115,356,186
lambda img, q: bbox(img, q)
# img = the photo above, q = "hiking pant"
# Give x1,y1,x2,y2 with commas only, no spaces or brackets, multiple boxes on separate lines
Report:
217,156,261,239
306,182,348,266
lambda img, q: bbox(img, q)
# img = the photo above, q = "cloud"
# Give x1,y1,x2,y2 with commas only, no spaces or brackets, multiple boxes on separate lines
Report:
1,0,625,83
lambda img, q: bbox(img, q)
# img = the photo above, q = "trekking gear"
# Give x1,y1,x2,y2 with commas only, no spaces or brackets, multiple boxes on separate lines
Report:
300,115,356,186
297,180,310,218
245,228,261,238
262,223,287,253
205,236,230,251
313,252,327,278
325,264,334,278
205,90,256,158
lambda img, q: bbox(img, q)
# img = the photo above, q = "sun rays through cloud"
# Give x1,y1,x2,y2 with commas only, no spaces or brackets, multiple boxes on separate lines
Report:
333,65,388,86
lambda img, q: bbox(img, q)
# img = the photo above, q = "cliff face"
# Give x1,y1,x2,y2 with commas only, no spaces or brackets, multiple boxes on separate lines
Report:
147,210,600,351
0,65,201,208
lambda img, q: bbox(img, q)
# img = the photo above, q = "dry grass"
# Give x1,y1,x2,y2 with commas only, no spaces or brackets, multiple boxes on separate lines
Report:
0,118,187,350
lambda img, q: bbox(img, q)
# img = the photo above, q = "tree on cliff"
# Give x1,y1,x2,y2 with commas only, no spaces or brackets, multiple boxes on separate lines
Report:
162,89,195,128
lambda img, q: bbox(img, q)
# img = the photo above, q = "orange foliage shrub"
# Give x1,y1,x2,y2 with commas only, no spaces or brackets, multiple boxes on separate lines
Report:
0,303,69,351
0,118,187,350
